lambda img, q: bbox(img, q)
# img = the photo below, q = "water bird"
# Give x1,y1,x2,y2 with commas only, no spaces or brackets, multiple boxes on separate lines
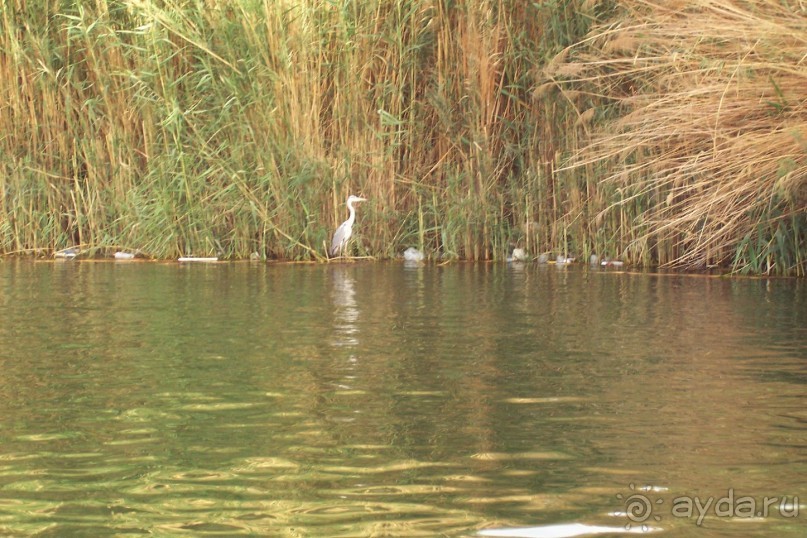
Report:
114,251,135,260
54,248,79,259
330,195,367,257
403,247,424,262
589,254,599,266
537,253,549,264
555,255,575,264
601,258,624,267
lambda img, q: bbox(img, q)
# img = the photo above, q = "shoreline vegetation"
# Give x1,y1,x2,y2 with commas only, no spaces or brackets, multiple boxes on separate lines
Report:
1,0,804,274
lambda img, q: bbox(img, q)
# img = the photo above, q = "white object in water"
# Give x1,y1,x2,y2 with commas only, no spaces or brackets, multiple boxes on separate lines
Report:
509,248,528,262
589,254,599,265
403,247,425,262
178,257,219,263
479,522,660,537
114,251,136,260
555,255,575,264
601,259,624,267
54,248,79,259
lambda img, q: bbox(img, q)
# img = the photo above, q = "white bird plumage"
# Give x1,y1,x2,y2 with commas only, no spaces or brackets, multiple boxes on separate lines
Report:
330,195,367,257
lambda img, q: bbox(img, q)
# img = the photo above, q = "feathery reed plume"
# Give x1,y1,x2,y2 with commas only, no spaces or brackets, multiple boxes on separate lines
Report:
555,0,806,274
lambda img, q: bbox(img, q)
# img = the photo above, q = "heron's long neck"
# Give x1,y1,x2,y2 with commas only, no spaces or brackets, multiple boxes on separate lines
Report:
346,201,357,224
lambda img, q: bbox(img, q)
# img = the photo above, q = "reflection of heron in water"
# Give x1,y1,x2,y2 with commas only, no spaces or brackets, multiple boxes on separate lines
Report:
330,267,359,347
330,195,367,257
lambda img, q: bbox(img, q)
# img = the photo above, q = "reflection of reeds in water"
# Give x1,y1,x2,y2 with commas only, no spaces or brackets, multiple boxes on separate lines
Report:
0,1,802,273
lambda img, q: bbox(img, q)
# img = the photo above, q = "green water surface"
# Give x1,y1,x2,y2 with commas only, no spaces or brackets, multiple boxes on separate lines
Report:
0,260,804,537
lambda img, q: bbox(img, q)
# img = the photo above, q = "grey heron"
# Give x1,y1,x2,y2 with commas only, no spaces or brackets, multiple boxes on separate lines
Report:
330,195,367,257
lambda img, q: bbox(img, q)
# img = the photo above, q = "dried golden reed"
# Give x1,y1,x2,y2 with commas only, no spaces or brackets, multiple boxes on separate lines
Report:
555,0,806,273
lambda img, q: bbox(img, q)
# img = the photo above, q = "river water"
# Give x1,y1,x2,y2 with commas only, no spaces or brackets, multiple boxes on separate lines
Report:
0,260,803,537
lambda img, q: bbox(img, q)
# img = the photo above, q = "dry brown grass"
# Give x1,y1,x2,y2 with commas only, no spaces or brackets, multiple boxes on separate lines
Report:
554,0,807,273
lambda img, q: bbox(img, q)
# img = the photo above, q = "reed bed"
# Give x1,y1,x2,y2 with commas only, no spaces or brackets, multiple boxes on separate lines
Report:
0,0,803,274
549,0,807,274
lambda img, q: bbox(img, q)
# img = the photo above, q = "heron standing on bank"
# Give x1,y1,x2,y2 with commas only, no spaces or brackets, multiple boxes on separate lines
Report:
330,195,367,257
